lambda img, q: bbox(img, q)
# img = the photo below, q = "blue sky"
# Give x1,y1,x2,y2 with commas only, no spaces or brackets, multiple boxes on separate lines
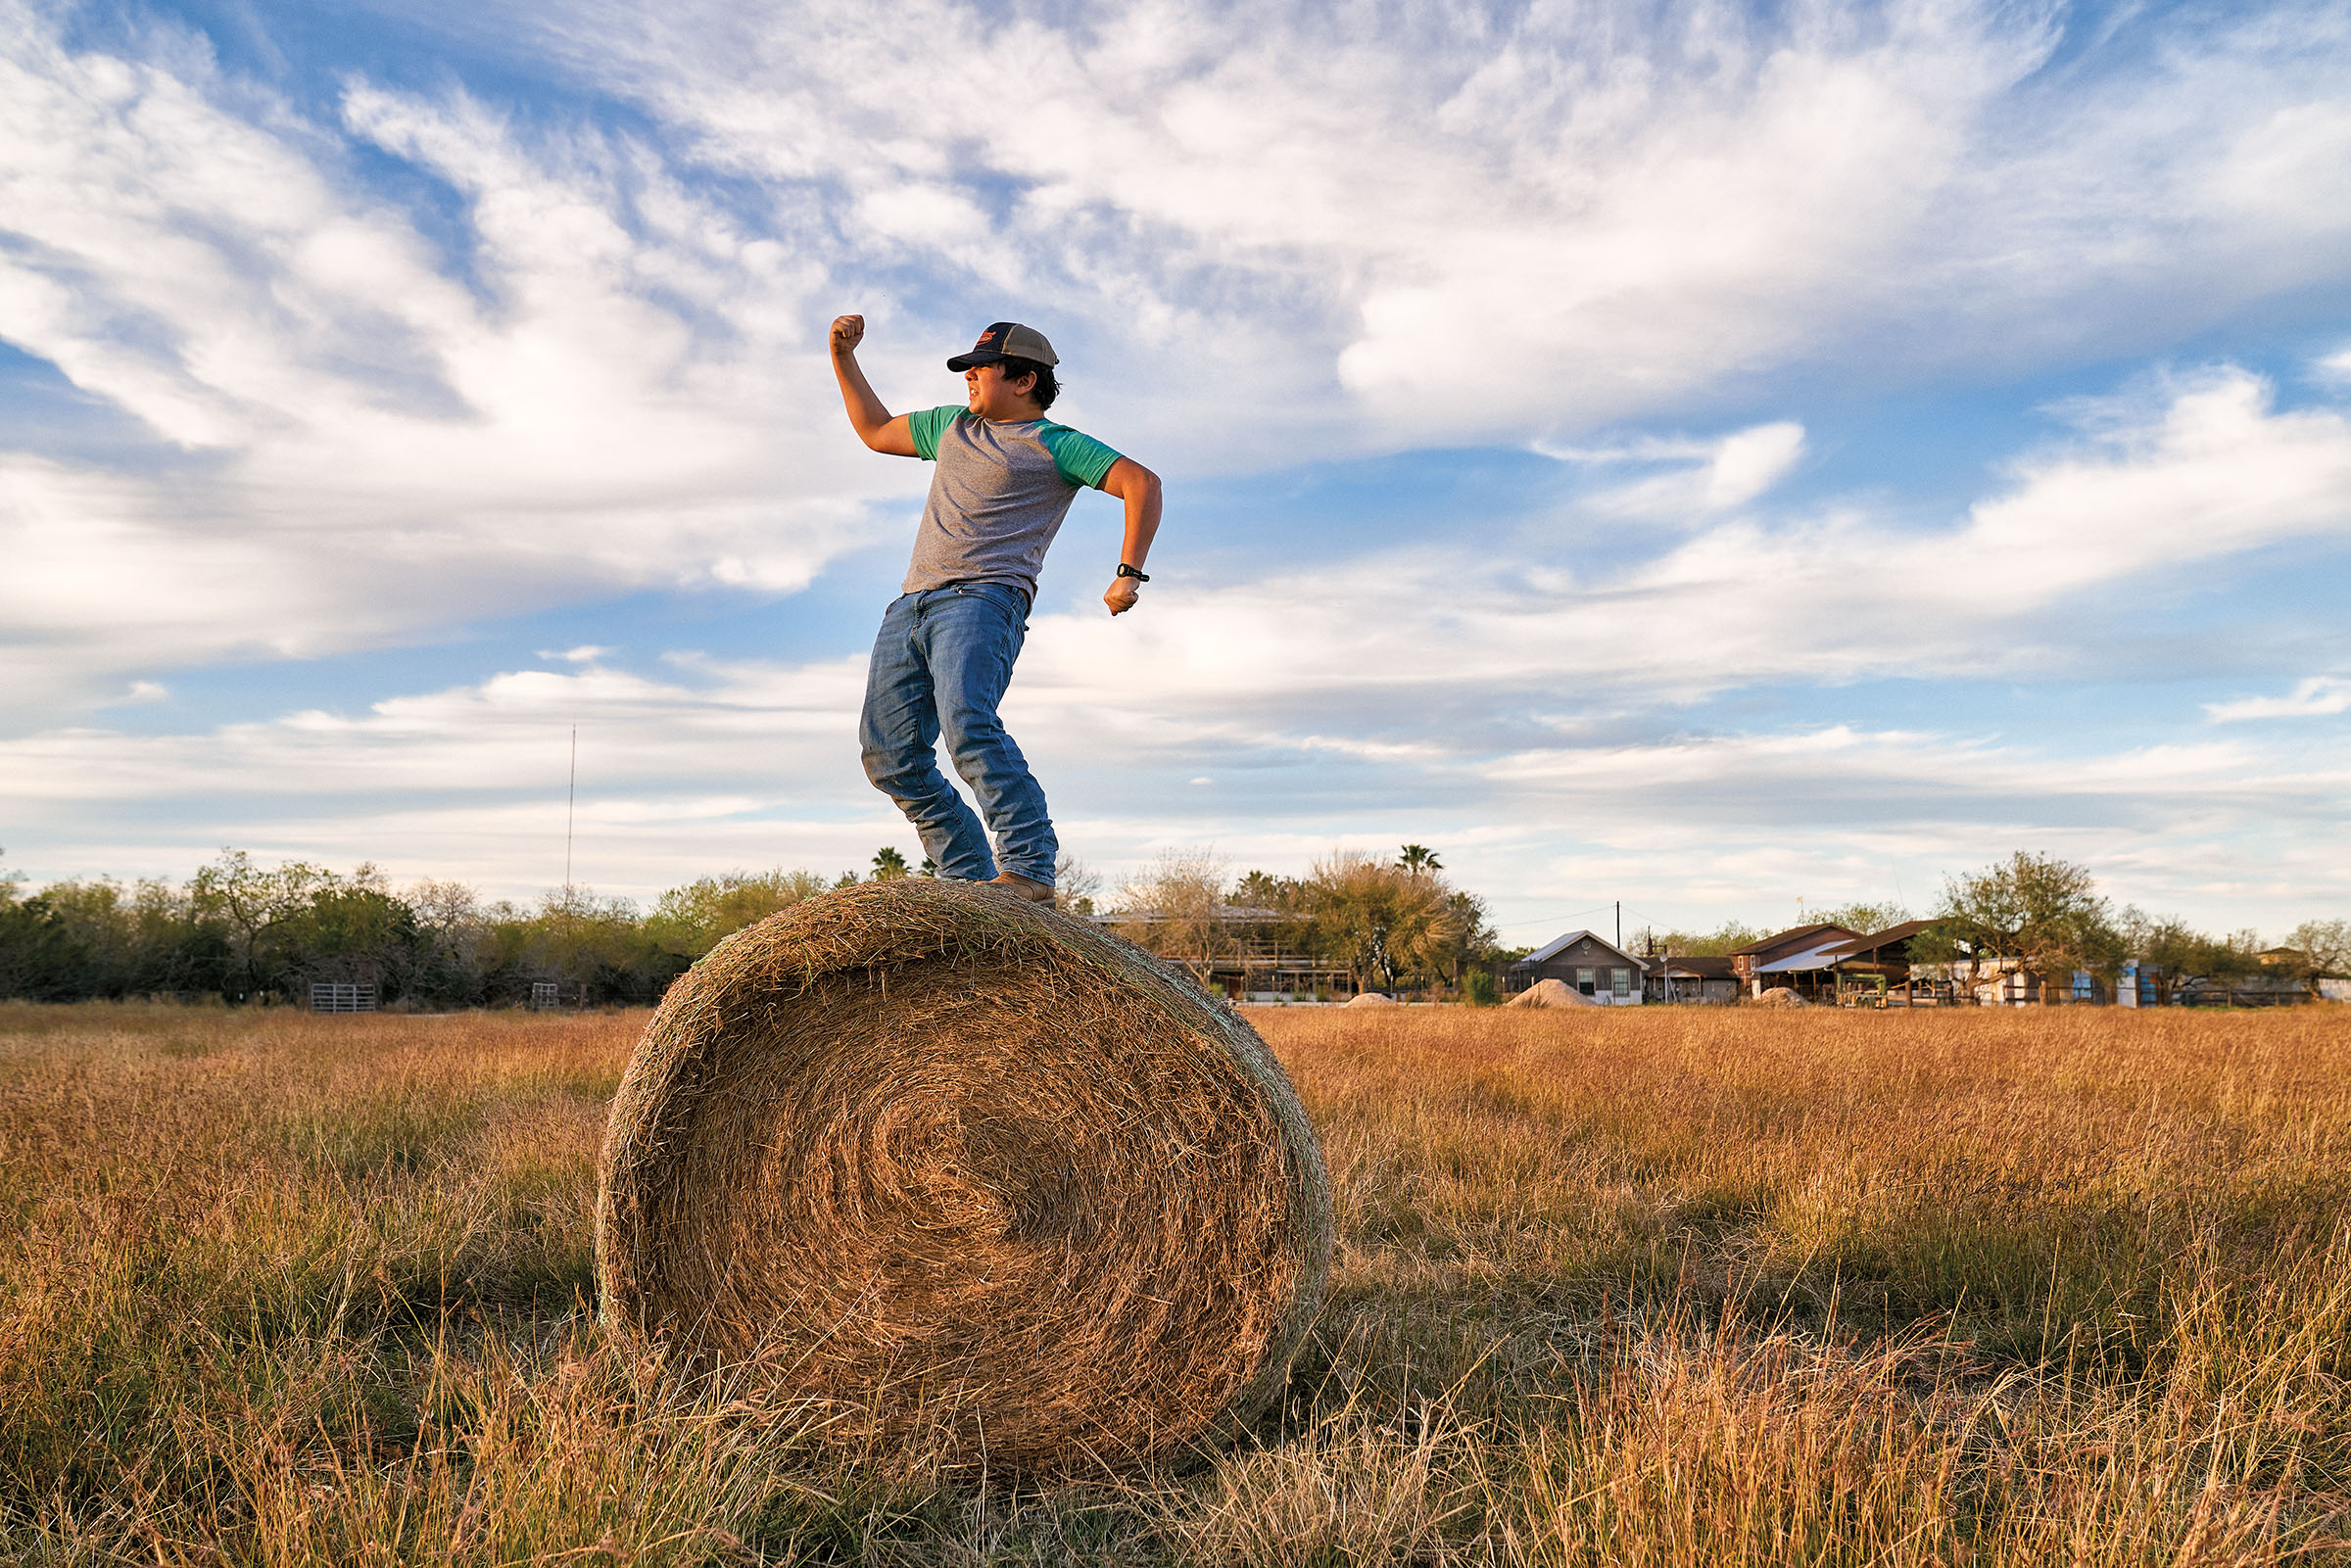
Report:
3,0,2348,944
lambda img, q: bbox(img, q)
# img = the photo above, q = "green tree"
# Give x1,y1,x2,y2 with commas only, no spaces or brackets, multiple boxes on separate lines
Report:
2281,919,2351,996
1397,844,1443,877
277,874,421,997
7,879,134,998
645,869,830,960
2116,908,2208,1006
1810,901,1908,936
504,886,685,1006
870,847,910,881
1927,851,2123,1003
0,854,90,1001
1435,887,1500,989
1304,851,1462,995
187,850,345,1002
406,878,497,1006
1231,870,1298,912
2199,928,2266,999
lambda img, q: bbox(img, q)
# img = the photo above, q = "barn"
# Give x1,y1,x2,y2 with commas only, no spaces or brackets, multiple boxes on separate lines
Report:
1729,923,1864,1001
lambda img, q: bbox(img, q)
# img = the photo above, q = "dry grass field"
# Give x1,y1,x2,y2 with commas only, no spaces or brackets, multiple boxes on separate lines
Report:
2,1000,2347,1565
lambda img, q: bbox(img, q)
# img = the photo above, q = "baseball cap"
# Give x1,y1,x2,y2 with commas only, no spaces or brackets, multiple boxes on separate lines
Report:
947,321,1058,371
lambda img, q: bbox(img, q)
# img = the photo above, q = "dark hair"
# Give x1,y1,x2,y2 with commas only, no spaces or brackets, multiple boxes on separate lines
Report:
998,356,1059,413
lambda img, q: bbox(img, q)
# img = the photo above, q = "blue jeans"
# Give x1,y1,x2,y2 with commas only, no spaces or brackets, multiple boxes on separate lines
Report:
858,582,1057,884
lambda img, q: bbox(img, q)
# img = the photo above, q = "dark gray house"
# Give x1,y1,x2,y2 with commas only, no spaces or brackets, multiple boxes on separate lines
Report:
1506,929,1648,1004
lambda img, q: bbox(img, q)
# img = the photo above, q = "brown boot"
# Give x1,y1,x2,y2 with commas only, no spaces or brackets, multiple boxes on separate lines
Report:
985,871,1056,904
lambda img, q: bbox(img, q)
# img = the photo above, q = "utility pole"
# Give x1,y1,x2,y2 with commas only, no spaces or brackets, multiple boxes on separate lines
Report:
1614,900,1621,949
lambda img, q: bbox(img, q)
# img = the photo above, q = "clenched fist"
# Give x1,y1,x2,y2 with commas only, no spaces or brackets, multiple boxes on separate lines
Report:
1104,575,1140,616
830,314,865,355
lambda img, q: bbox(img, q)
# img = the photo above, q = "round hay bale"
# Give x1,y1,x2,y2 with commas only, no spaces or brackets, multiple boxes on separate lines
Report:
1752,986,1807,1008
1343,991,1398,1007
1506,977,1597,1008
596,878,1333,1474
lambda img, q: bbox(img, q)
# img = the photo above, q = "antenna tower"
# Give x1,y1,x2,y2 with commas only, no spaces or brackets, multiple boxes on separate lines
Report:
564,726,577,901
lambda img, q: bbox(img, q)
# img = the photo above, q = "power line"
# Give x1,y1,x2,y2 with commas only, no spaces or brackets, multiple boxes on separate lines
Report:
1496,902,1614,925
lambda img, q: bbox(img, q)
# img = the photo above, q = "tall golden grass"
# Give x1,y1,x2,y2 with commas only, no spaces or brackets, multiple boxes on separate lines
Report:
1,1000,2345,1564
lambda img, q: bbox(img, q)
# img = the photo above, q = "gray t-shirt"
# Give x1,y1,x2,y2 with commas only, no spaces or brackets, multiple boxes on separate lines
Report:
901,405,1122,598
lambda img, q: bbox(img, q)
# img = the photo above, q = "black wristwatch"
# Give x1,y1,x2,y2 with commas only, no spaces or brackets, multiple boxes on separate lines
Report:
1117,563,1150,582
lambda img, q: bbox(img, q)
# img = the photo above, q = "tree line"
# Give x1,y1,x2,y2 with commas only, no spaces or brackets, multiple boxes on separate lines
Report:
4,844,2339,1008
0,842,1511,1008
1637,851,2349,1000
0,848,860,1007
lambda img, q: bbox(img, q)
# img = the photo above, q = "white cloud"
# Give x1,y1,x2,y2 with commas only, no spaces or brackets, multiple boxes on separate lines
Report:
4,0,2349,720
0,651,884,893
1958,370,2351,590
2206,678,2351,722
997,367,2351,725
0,7,906,714
508,0,2351,445
1552,420,1809,519
1703,424,1812,510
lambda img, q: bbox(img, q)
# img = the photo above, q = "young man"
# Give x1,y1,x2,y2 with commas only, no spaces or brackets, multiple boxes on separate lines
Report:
829,314,1161,903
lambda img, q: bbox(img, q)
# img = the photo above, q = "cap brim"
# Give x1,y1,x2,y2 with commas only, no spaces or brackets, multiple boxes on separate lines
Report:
946,351,1008,371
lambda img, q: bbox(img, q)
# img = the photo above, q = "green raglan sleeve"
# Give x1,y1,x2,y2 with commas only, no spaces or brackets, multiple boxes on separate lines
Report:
906,405,963,461
1037,421,1123,489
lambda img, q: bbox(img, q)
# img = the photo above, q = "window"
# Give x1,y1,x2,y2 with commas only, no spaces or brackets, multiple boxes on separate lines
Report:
1575,967,1596,994
1612,967,1632,996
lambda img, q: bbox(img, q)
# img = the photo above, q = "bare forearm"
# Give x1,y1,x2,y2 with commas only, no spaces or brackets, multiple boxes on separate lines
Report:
1121,475,1161,569
1101,457,1161,616
832,348,893,445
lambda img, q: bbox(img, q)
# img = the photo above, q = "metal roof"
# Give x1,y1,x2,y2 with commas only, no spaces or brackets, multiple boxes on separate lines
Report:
1817,919,1935,958
1755,940,1857,974
1728,923,1859,960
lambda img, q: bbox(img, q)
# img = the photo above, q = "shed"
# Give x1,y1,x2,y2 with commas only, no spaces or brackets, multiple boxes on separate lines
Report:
1645,953,1738,1005
1817,920,1937,1006
1729,924,1863,1001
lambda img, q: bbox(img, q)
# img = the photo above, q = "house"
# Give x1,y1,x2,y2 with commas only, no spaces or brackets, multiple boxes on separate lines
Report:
1644,953,1739,1004
1728,924,1864,1000
1507,929,1648,1004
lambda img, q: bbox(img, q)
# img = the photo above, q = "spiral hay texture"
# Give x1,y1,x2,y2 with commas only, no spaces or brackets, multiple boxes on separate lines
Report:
596,878,1334,1473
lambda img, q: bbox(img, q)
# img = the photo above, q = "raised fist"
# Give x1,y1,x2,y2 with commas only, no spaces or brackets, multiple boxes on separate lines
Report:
830,314,865,355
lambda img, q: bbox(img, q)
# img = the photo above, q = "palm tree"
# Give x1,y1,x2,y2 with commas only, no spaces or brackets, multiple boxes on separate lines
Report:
871,847,910,881
1398,844,1442,877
